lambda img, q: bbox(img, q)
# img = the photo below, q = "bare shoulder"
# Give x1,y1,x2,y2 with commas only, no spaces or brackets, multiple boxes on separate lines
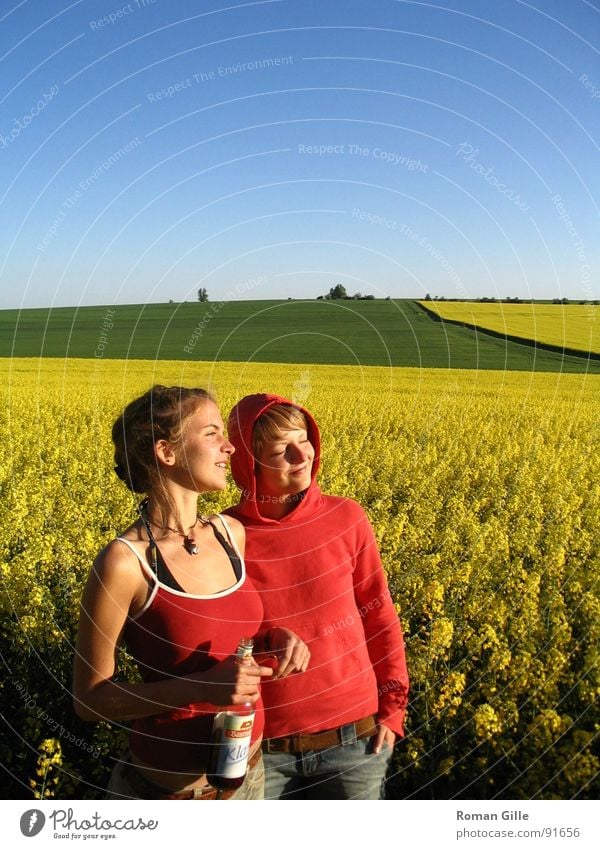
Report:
218,513,244,534
80,536,149,620
89,534,147,588
213,513,245,550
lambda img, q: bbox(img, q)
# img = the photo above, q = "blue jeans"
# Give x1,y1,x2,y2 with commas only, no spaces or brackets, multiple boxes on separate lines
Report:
263,737,393,800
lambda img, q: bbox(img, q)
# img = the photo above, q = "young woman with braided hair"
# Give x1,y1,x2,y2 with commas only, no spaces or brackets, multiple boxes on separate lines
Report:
73,385,308,799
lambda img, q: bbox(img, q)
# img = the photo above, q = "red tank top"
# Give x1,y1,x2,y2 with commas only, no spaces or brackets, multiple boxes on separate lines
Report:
118,516,264,772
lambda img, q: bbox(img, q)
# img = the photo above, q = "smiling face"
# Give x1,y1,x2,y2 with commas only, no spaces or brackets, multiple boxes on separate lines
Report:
255,425,315,501
176,399,234,492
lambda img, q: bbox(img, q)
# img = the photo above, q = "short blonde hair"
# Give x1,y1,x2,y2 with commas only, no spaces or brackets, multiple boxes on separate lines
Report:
252,404,308,459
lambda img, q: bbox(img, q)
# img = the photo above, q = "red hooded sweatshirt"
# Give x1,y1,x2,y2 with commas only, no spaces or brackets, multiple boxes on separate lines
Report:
225,393,409,739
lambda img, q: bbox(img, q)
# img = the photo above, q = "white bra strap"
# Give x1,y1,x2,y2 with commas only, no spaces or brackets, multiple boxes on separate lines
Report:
115,537,156,583
215,514,244,562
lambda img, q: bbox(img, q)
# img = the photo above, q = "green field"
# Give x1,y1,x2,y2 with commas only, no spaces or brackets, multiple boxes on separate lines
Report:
420,300,599,357
1,299,598,372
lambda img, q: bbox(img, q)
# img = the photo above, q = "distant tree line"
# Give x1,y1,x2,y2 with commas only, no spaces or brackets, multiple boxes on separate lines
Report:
424,293,599,305
177,287,598,305
317,284,375,300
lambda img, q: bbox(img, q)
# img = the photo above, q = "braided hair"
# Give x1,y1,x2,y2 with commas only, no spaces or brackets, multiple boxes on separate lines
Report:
112,385,213,526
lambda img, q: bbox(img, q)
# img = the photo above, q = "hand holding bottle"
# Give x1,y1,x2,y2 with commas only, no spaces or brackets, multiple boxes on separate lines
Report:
189,653,273,707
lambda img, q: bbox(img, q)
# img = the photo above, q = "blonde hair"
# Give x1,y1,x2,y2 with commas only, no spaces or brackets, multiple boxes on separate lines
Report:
252,404,308,459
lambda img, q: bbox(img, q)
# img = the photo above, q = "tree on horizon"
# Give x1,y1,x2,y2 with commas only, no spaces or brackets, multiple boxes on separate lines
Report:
327,284,347,299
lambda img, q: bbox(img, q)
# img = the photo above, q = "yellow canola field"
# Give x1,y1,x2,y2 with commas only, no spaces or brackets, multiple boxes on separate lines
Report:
1,358,598,800
420,301,599,356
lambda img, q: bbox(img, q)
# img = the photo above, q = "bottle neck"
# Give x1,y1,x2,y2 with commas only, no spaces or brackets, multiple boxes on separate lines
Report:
236,637,254,662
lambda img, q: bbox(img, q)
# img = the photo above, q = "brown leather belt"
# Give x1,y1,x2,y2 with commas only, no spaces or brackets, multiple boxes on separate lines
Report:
121,748,261,800
262,715,378,754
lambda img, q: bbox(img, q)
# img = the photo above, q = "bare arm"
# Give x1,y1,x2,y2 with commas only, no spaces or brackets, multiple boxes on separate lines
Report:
72,540,271,723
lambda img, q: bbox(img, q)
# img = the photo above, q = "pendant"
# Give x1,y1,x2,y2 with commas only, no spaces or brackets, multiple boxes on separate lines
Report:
183,537,199,556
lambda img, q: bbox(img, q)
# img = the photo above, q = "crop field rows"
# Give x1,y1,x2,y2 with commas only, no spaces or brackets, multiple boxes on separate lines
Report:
419,301,599,360
1,300,598,373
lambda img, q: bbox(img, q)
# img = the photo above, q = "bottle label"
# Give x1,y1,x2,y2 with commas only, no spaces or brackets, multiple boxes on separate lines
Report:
212,711,255,779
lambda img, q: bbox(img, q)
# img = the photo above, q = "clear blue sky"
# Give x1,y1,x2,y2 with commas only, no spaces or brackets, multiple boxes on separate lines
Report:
0,0,598,308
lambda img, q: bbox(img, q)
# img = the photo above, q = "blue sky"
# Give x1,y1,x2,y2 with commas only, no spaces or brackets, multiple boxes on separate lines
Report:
0,0,598,308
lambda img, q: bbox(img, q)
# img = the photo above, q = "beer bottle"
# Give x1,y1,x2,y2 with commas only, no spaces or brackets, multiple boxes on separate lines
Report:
207,637,256,794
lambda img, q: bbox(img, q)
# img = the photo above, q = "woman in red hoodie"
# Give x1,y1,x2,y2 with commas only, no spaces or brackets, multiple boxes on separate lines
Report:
226,394,409,799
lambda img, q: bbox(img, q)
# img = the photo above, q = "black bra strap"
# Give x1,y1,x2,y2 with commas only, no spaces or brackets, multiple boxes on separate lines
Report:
137,501,241,590
206,517,243,582
154,546,185,592
137,500,185,591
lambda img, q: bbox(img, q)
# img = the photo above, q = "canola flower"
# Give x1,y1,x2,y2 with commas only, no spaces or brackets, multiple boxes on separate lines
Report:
0,357,598,799
420,301,599,356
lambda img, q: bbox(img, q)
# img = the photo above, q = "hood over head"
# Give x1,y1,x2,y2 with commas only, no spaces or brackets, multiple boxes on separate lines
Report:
227,393,321,522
